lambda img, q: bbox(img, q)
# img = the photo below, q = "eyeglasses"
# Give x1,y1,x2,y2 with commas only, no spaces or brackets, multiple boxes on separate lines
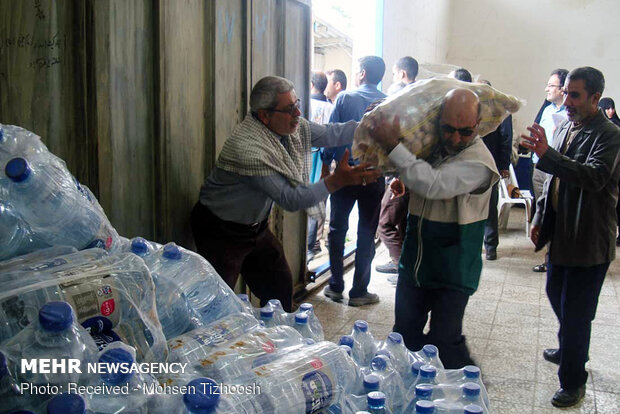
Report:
546,84,561,88
440,123,476,137
269,99,301,116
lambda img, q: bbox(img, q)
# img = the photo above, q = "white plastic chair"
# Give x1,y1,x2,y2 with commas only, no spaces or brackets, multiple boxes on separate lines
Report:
498,164,534,236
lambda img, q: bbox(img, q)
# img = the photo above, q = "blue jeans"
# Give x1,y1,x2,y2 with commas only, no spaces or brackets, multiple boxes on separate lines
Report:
546,261,608,390
327,178,385,298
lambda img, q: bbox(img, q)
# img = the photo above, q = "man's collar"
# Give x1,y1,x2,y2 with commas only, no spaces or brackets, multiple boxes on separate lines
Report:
311,93,328,102
550,102,565,111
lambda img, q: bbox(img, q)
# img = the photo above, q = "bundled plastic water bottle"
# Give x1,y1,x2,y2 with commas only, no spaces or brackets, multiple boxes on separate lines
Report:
176,325,304,383
167,313,260,365
86,343,155,413
432,383,488,414
403,384,434,414
364,391,393,413
367,355,406,414
292,312,314,339
297,303,324,341
0,202,39,261
0,245,77,273
409,365,439,392
414,400,435,413
1,301,98,387
4,157,113,250
259,306,278,328
350,320,378,367
464,404,485,414
46,393,87,414
411,344,444,370
148,242,246,325
376,332,410,379
0,350,31,414
268,299,290,325
237,293,254,314
437,365,489,409
403,361,426,389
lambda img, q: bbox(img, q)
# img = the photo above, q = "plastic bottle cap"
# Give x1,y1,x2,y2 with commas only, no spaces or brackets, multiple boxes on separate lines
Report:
130,237,149,255
39,301,74,332
184,378,220,412
354,320,368,332
388,332,403,344
0,351,7,378
415,383,433,397
411,360,425,376
46,393,86,414
464,404,484,414
162,243,182,260
5,158,31,182
339,335,354,348
260,307,274,318
422,344,438,358
237,293,249,302
464,365,480,379
367,391,386,408
300,303,313,312
415,399,435,413
99,348,135,385
295,313,309,324
363,374,380,391
371,355,388,371
305,338,316,345
420,364,437,378
463,382,481,397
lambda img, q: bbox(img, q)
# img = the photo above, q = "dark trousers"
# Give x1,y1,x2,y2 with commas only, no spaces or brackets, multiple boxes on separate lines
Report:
546,261,608,390
377,188,409,263
307,201,326,251
328,178,385,298
483,183,499,251
393,274,475,369
190,202,293,311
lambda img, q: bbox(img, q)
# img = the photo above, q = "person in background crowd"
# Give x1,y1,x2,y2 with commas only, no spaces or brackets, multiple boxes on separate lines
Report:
450,67,473,82
531,68,569,273
387,56,418,95
191,76,380,311
322,56,387,307
324,69,348,104
599,97,620,245
368,88,499,368
522,67,620,408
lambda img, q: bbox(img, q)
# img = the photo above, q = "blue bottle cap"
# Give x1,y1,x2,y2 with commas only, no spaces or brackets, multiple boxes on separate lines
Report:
339,335,354,348
130,237,149,255
299,303,313,312
464,404,484,414
371,355,389,371
99,348,134,385
46,393,86,414
295,313,308,324
5,158,31,182
267,299,282,309
162,243,182,260
260,307,274,318
420,364,437,379
411,360,425,376
422,344,438,358
354,320,368,332
367,391,386,408
0,351,7,377
415,399,435,413
184,377,220,413
305,338,316,345
415,383,433,398
237,293,249,302
463,382,480,397
464,365,480,379
363,374,380,391
39,301,74,332
388,332,403,344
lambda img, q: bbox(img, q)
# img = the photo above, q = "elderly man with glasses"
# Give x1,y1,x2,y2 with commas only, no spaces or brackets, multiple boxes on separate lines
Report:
191,76,380,312
367,88,500,368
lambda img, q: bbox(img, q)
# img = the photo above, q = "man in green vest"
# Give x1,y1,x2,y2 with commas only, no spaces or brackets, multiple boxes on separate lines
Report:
367,88,500,368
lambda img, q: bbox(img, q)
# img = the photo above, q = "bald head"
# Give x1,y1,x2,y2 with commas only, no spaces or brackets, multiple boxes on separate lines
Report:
439,88,481,155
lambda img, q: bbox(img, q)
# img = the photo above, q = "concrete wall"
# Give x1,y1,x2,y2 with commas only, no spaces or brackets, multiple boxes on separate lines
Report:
313,48,353,93
382,0,620,135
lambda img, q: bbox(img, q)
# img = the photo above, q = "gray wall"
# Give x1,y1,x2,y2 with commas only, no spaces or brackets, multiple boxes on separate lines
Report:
0,0,312,291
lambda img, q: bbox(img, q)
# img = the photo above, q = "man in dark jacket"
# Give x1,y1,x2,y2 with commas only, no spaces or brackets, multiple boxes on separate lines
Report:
521,67,620,408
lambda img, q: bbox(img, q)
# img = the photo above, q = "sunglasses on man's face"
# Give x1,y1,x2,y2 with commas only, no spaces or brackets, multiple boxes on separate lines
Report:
440,123,476,137
269,99,301,116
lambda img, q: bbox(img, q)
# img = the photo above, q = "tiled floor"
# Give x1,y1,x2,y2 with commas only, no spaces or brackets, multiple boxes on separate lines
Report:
303,208,620,413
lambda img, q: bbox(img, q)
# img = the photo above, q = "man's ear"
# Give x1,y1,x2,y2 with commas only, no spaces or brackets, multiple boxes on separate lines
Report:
335,81,342,91
359,69,367,81
256,109,271,126
591,92,602,107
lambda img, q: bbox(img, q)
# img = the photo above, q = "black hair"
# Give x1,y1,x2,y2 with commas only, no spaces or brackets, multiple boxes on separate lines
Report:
311,71,328,93
453,68,473,83
550,68,569,87
358,56,386,85
567,66,605,97
326,69,347,90
395,56,419,81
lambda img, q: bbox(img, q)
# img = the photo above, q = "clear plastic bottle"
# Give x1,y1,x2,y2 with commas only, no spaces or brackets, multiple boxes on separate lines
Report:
403,360,426,390
298,303,324,340
4,157,108,250
368,355,406,414
351,320,377,367
414,400,435,413
0,201,35,261
1,350,32,413
259,306,278,328
46,393,87,414
292,312,314,339
437,365,489,409
363,374,381,393
376,332,410,379
0,245,77,273
404,383,434,414
237,293,254,314
267,299,290,325
463,404,484,414
148,243,246,325
167,313,260,365
365,391,393,413
86,344,154,413
411,344,444,370
2,301,99,387
409,365,439,394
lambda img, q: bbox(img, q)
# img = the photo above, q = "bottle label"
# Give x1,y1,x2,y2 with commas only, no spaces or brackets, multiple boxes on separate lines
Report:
59,274,121,328
82,316,123,351
169,321,238,352
302,370,333,413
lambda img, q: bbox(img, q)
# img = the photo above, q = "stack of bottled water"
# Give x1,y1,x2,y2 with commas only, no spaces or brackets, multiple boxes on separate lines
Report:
251,298,324,342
